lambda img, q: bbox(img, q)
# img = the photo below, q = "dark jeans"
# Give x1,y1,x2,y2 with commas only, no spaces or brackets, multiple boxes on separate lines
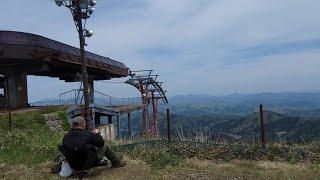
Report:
96,144,120,165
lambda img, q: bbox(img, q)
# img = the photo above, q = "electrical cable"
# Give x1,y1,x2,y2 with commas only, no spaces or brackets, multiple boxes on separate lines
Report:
97,81,126,84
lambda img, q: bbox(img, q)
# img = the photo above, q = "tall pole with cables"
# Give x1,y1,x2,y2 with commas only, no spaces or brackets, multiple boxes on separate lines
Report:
53,0,96,130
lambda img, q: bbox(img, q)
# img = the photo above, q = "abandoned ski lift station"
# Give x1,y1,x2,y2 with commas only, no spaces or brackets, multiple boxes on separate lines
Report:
0,31,171,140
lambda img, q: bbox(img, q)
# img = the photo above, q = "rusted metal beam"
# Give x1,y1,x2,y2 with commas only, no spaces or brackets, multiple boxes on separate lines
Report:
151,92,159,137
145,84,151,135
126,70,169,138
139,81,152,136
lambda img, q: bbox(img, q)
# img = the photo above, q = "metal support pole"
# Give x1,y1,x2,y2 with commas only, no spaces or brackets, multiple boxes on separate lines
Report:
108,115,112,124
95,113,100,126
166,108,172,142
128,112,132,138
145,84,150,135
92,106,95,129
151,92,158,137
116,113,120,138
139,82,147,136
259,104,266,148
76,3,92,130
88,80,94,104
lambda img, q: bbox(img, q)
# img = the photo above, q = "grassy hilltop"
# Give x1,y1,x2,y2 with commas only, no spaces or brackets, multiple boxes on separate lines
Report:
0,107,320,179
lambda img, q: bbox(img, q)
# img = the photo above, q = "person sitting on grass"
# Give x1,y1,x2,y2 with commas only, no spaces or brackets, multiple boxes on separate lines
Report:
62,116,125,168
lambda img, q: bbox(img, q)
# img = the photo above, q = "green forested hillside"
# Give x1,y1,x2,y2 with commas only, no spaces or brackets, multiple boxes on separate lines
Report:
214,111,320,141
137,109,320,142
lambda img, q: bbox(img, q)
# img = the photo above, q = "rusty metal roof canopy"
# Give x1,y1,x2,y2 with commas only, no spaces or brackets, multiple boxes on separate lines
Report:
0,31,129,82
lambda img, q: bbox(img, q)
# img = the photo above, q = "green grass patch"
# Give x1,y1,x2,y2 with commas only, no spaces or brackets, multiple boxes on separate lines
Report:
0,109,63,165
115,140,320,164
113,143,183,169
57,110,70,131
38,106,66,114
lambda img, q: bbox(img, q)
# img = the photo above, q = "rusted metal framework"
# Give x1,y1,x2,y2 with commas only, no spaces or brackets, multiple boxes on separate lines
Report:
126,70,169,138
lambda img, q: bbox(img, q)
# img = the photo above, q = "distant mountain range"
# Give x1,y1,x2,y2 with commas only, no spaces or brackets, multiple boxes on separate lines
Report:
32,91,320,118
169,92,320,116
33,91,320,110
170,92,320,107
165,93,320,142
31,92,320,142
214,110,320,141
162,110,320,142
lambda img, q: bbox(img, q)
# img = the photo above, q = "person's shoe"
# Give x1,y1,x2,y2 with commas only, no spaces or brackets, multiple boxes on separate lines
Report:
97,160,108,167
111,161,126,168
51,163,61,174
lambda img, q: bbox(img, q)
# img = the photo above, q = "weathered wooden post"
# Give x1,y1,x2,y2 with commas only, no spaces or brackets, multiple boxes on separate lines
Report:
259,104,266,148
116,113,120,138
166,108,172,142
127,111,132,138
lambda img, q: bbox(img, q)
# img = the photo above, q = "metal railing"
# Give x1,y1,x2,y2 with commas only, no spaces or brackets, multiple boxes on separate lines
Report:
59,89,84,105
59,89,142,107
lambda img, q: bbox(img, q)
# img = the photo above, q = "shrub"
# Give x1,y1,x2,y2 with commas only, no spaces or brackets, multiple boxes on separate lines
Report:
116,143,183,169
57,110,70,131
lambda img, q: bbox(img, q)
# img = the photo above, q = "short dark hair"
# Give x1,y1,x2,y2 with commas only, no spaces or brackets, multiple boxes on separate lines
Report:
72,116,85,128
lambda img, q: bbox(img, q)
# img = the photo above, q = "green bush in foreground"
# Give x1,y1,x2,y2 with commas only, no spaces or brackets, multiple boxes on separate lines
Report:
57,110,70,131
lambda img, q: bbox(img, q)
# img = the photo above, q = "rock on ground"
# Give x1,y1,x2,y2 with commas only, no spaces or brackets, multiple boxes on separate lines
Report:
43,113,64,133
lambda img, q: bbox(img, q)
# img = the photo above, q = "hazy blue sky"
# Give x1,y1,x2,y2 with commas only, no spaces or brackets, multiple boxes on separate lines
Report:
1,0,320,102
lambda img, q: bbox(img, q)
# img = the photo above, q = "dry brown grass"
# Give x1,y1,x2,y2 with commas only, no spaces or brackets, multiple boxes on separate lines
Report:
162,158,320,180
1,157,319,180
0,157,154,180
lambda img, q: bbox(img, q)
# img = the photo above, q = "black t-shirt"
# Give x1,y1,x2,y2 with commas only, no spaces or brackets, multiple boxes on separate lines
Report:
62,129,104,148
